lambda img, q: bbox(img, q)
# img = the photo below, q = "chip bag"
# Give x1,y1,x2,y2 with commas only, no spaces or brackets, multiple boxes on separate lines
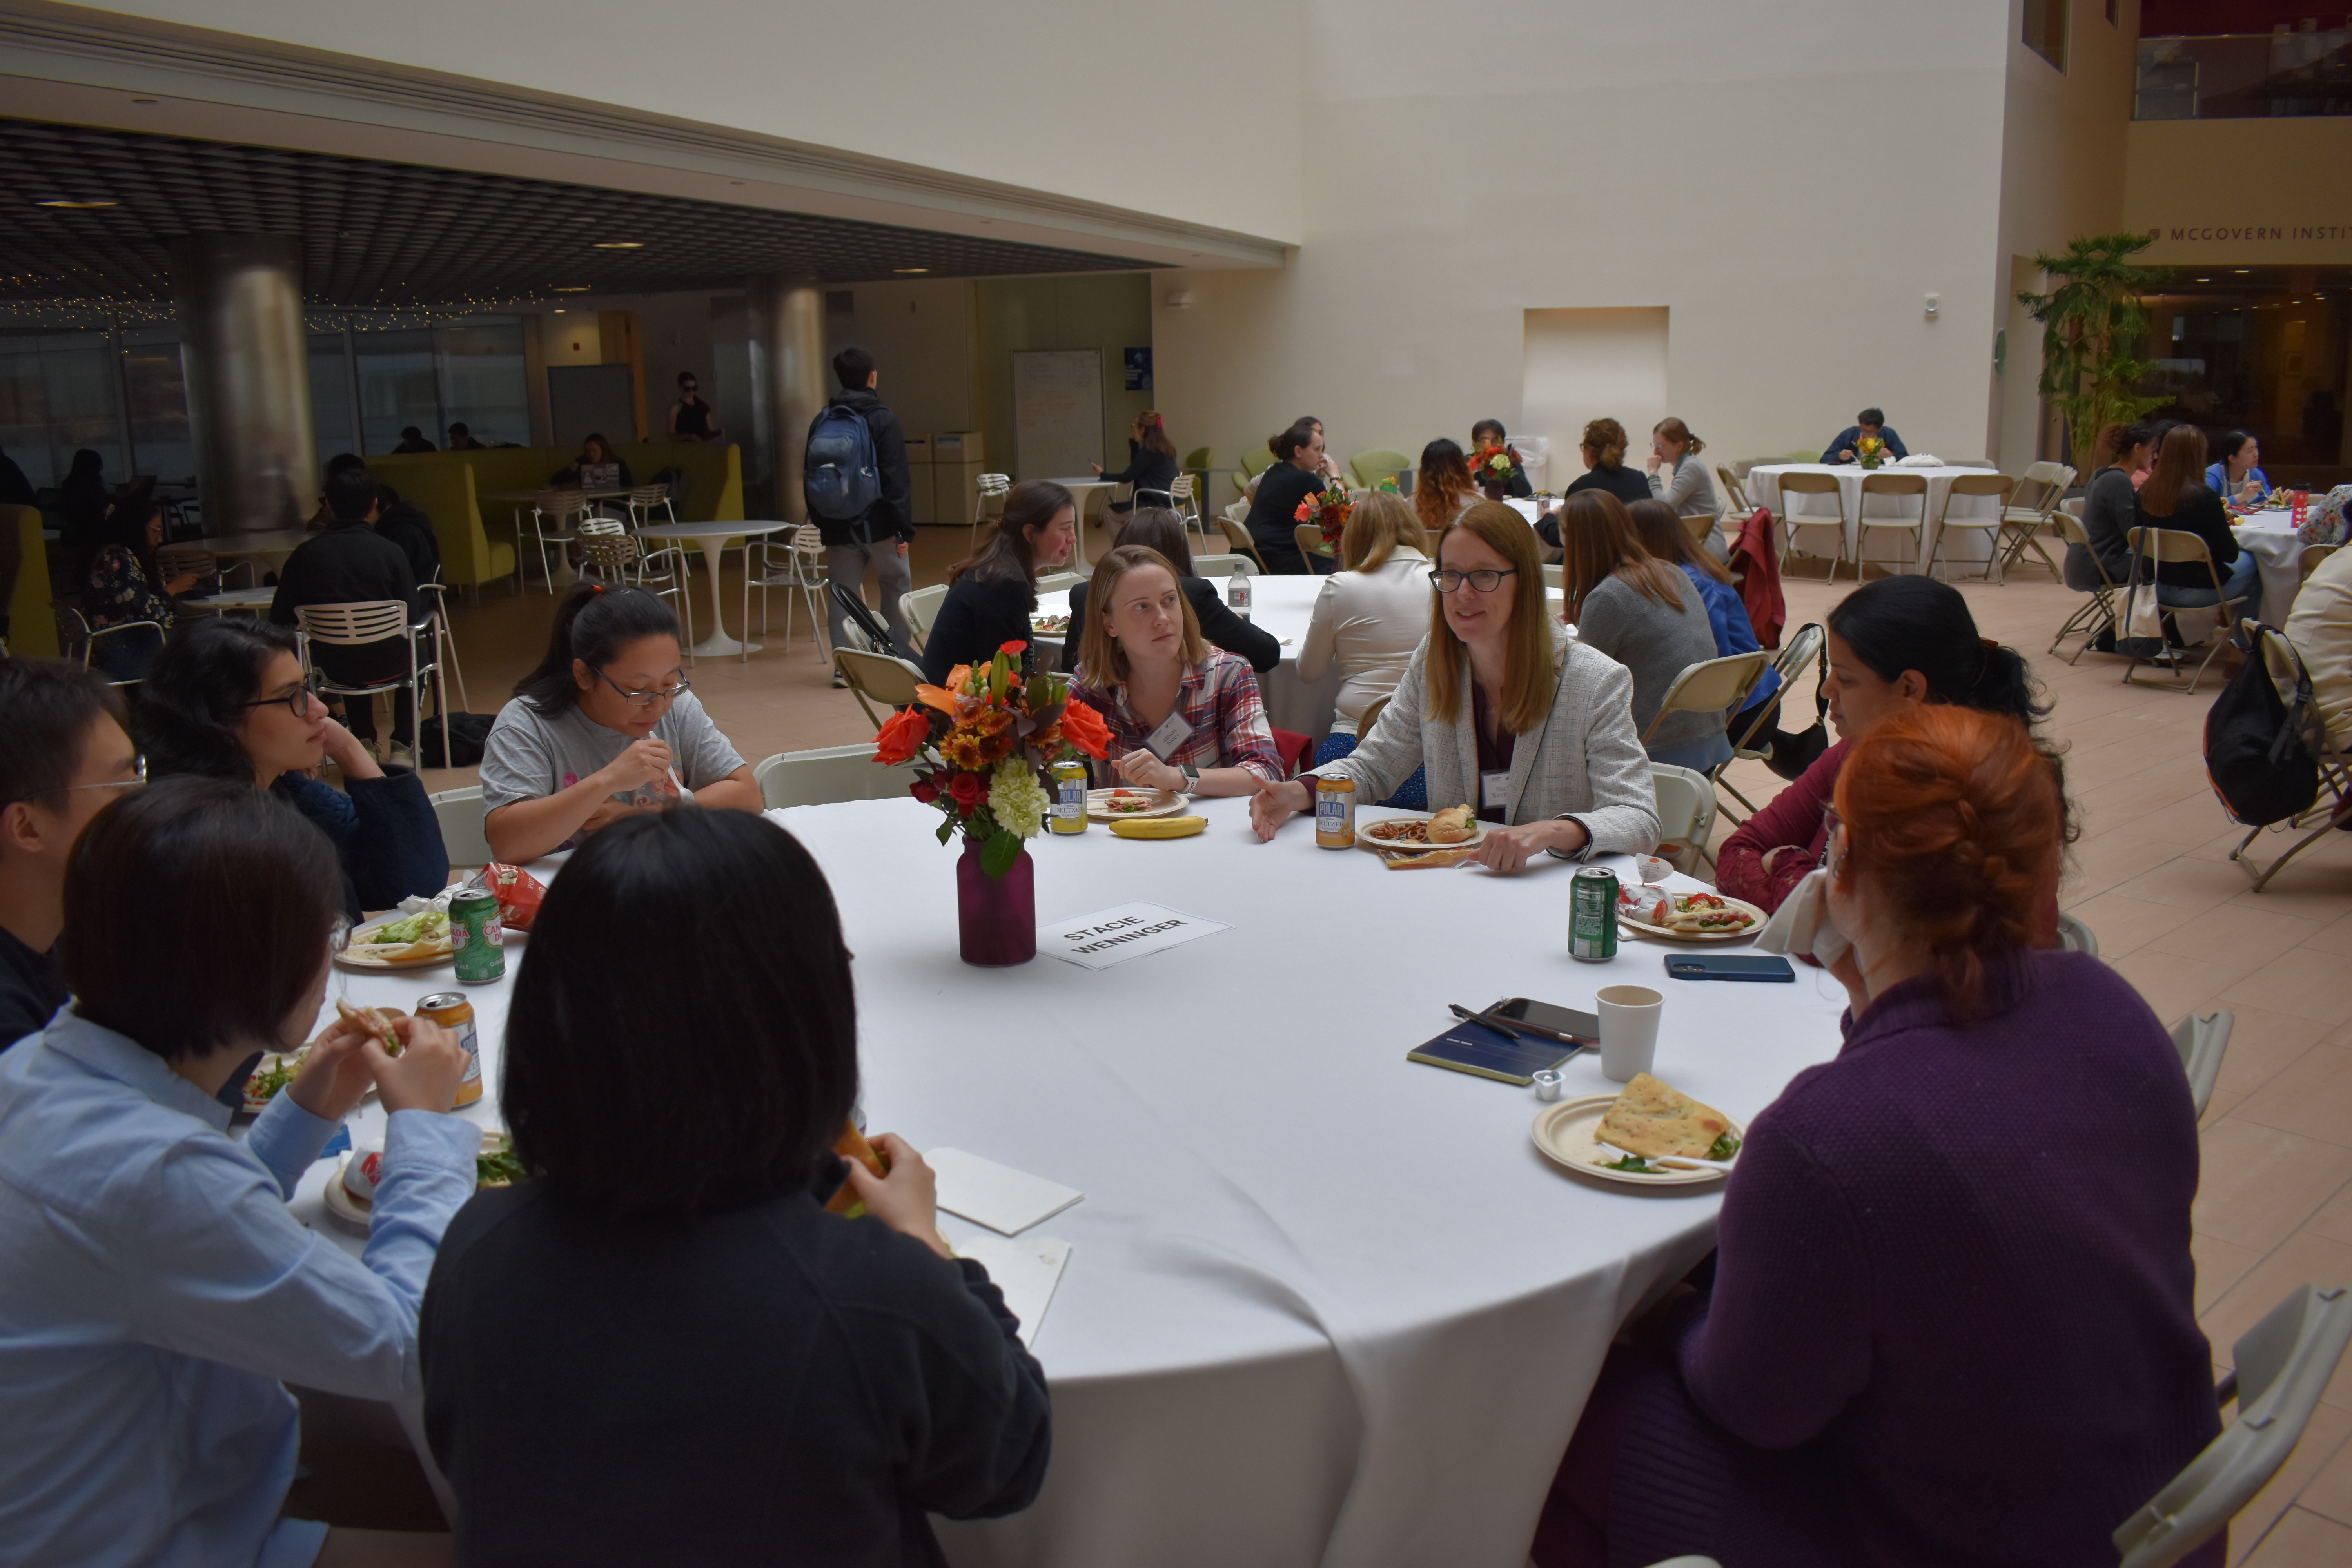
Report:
823,1121,891,1217
479,863,547,932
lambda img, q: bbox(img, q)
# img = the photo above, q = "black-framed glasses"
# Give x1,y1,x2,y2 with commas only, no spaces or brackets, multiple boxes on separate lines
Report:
42,755,147,796
240,672,328,719
597,669,691,708
1428,568,1519,594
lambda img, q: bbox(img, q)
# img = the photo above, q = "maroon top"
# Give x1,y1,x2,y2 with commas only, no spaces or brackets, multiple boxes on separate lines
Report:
1470,684,1518,823
1602,950,2221,1565
1716,740,1845,914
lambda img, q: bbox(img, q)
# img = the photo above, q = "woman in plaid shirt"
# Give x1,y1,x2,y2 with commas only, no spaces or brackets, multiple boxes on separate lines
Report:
1068,546,1285,794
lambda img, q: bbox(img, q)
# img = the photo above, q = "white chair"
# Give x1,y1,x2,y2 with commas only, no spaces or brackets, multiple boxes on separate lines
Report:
2049,508,2123,665
833,646,930,730
969,472,1012,554
2054,912,2099,957
753,743,923,809
293,600,444,764
519,491,579,593
64,607,165,688
1648,763,1719,876
1166,471,1210,549
1035,570,1088,597
577,519,697,658
624,484,675,529
899,583,949,651
1541,563,1564,591
1639,652,1771,753
1773,471,1847,578
427,785,494,868
416,569,469,712
750,524,833,664
1998,461,2075,579
2171,1010,2233,1120
1192,553,1253,578
2113,1285,2352,1568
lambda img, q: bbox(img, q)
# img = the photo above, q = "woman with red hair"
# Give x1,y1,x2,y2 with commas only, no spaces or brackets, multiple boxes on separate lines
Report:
1534,705,2218,1568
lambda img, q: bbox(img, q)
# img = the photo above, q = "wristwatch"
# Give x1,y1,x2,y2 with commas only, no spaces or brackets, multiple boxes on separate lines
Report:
1180,764,1200,791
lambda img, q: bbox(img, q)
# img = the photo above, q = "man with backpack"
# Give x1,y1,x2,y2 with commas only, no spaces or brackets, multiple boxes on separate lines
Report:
804,346,914,681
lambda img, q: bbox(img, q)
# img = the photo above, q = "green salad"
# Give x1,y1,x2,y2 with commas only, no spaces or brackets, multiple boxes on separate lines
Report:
244,1054,299,1105
476,1145,528,1188
370,908,450,946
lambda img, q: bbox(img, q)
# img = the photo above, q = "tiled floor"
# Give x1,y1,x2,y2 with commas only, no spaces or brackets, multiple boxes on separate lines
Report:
391,522,2352,1559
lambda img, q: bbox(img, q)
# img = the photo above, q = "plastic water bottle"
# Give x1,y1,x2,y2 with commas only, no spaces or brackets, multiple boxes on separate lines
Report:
1227,568,1252,621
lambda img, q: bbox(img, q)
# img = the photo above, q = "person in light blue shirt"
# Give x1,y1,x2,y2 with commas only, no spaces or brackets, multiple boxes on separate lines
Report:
0,777,477,1568
2205,429,2269,506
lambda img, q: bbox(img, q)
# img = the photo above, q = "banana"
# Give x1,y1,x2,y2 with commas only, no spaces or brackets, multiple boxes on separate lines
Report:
1110,815,1208,840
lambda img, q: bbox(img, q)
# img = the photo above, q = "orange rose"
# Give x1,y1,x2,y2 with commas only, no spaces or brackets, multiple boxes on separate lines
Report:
873,706,931,766
1060,698,1112,759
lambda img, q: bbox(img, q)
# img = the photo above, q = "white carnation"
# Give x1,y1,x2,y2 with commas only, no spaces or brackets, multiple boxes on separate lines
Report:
989,760,1049,838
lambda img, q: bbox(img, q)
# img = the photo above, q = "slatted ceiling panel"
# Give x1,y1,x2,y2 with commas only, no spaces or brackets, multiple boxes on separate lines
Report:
0,117,1147,308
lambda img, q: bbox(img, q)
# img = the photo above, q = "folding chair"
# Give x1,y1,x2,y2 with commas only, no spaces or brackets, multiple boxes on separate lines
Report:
1922,473,2016,583
1996,462,2074,579
426,785,494,868
2048,510,2122,664
294,600,444,764
1192,554,1254,578
2122,527,2247,693
1639,652,1769,862
1713,465,1752,518
968,472,1012,555
1294,523,1328,570
1854,471,1930,578
2228,623,2352,891
1773,471,1846,578
832,646,929,729
1218,513,1269,573
1648,762,1720,875
1679,515,1715,550
2171,1010,2233,1120
2113,1285,2352,1568
899,583,949,651
753,743,920,808
750,525,831,664
1711,623,1824,825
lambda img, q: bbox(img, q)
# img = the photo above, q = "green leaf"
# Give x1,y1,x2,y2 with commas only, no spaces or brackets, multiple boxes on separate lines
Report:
981,828,1023,878
935,816,955,846
1707,1131,1743,1162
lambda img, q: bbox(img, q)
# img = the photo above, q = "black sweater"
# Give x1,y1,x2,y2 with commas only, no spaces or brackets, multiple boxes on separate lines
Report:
1065,576,1280,675
922,573,1035,685
1244,462,1328,575
815,387,914,547
422,1181,1051,1568
2134,483,2239,589
1102,441,1180,499
1537,465,1655,547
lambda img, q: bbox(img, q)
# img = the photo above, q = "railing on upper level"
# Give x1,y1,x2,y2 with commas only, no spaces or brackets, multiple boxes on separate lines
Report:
2136,31,2352,119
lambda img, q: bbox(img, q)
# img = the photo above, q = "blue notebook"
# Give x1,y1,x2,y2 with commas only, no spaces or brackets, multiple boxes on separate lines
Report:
1407,1020,1579,1086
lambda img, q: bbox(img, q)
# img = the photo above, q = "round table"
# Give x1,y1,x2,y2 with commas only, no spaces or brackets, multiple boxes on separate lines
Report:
2231,507,2310,620
302,799,1846,1566
180,584,279,615
1744,463,2005,572
478,488,634,590
635,519,789,660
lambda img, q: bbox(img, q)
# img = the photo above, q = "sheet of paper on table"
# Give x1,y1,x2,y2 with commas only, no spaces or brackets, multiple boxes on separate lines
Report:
1037,900,1232,971
950,1232,1071,1348
929,1147,1085,1234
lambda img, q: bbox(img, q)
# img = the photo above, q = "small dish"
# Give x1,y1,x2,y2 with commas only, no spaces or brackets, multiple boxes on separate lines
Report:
1532,1095,1743,1188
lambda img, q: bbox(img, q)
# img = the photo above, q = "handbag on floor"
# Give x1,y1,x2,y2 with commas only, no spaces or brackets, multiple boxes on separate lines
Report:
2115,549,2168,660
419,711,495,769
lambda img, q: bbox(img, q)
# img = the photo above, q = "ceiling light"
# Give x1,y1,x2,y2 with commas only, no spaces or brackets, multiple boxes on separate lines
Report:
2235,269,2250,274
2195,277,2210,282
552,285,590,292
35,199,116,209
893,267,929,274
553,308,566,314
592,241,643,250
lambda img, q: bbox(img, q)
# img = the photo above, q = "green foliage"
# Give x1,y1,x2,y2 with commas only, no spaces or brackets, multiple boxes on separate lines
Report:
981,828,1024,878
2017,233,2175,475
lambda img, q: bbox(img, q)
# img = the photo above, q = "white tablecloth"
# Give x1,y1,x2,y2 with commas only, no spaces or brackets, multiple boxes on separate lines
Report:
301,800,1848,1566
1745,463,2003,572
2232,508,2310,620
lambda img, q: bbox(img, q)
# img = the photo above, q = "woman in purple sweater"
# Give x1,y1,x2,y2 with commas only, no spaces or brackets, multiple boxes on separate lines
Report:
1535,705,2220,1567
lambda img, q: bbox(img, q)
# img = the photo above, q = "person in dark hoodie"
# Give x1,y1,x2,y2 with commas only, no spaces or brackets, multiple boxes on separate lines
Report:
811,346,915,681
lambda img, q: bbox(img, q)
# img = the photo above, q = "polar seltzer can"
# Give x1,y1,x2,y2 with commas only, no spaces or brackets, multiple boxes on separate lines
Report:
1314,775,1356,849
1049,759,1089,834
450,888,506,984
1569,866,1619,962
417,992,483,1107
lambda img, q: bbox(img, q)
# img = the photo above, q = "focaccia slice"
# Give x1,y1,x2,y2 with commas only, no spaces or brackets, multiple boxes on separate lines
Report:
1597,1073,1733,1159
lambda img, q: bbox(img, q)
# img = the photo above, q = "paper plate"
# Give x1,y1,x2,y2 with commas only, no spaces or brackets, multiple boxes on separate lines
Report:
334,912,455,971
1617,891,1768,943
1087,787,1188,822
322,1154,374,1233
1354,808,1486,854
1530,1096,1743,1189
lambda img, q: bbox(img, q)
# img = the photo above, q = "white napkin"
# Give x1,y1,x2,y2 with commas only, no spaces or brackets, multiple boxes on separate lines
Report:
1751,868,1851,967
929,1148,1084,1235
1895,453,1942,468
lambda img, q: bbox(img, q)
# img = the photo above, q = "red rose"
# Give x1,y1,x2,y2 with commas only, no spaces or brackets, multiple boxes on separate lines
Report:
947,771,987,810
910,778,941,804
998,639,1029,657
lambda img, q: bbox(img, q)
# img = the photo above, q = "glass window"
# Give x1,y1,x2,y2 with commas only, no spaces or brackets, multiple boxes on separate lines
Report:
119,324,191,486
2134,269,2351,490
352,327,441,456
2024,0,2069,73
436,317,528,448
0,330,121,490
309,330,358,473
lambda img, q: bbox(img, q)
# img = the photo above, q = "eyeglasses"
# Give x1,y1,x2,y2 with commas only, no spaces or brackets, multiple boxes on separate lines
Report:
42,755,147,796
1428,568,1519,594
597,669,691,708
241,671,328,719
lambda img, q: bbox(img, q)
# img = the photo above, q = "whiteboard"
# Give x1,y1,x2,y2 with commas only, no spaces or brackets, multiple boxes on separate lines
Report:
1013,350,1104,480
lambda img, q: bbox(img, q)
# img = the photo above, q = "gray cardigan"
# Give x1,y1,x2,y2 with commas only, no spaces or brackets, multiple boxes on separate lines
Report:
1575,571,1725,755
1305,628,1659,856
1647,454,1720,519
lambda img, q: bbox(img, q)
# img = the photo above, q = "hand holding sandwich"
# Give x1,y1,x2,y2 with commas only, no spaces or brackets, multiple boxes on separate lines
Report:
842,1132,955,1259
347,1003,469,1114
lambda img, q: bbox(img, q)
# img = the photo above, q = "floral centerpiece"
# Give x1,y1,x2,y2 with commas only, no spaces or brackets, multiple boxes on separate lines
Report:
1854,435,1886,471
1293,483,1352,553
871,641,1111,965
1469,444,1520,499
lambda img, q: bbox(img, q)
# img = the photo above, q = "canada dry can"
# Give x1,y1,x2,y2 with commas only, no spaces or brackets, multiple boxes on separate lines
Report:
1569,866,1619,962
417,992,483,1107
1314,775,1356,849
450,888,506,984
1049,759,1089,834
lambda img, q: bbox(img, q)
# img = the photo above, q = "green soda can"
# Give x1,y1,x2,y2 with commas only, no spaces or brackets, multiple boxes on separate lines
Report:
450,887,506,984
1568,866,1619,962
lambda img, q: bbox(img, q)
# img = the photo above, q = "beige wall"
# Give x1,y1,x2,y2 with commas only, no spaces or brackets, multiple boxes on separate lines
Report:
822,278,980,448
2125,118,2352,266
974,275,1153,487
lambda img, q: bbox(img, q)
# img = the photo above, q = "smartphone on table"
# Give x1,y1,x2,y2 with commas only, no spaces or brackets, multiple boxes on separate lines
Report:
1663,954,1797,983
1488,997,1599,1044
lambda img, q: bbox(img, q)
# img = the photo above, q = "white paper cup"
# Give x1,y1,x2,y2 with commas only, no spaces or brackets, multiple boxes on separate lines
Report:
1596,985,1663,1083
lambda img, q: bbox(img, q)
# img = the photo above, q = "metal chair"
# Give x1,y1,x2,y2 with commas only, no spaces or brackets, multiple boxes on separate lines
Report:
1773,471,1847,577
293,600,444,763
1678,514,1715,549
1192,553,1254,578
1649,762,1720,876
1855,471,1931,577
968,472,1012,555
2122,528,2248,692
577,519,696,657
624,484,675,528
1712,623,1825,825
754,743,922,809
2113,1285,2352,1568
1997,462,2075,579
2171,1010,2233,1120
832,646,930,729
2229,624,2352,891
749,525,832,664
1713,465,1753,517
1167,472,1210,550
416,571,470,712
1034,570,1087,598
1922,473,2017,583
2049,509,2123,664
899,583,949,651
426,785,494,868
156,541,246,590
1640,651,1769,751
64,608,165,688
518,491,579,593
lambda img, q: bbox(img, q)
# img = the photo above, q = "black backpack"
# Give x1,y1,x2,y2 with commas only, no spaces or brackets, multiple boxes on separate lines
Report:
2203,622,2320,828
419,711,496,769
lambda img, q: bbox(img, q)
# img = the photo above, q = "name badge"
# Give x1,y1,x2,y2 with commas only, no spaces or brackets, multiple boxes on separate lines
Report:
1145,710,1194,760
1480,770,1511,811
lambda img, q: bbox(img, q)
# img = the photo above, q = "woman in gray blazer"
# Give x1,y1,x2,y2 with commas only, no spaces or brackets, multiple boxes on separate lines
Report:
1250,503,1659,872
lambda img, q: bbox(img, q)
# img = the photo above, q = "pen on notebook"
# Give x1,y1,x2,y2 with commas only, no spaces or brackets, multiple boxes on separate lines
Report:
1448,1002,1526,1041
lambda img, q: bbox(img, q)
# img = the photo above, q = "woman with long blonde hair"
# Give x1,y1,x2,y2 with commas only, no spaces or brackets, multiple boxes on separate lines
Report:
1250,502,1658,871
1298,493,1436,780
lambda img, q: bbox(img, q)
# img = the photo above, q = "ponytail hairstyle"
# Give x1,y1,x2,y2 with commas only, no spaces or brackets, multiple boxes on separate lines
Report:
950,478,1072,592
2212,429,2256,475
1580,418,1629,472
1652,416,1705,457
1414,439,1474,533
1826,576,2047,724
1626,497,1731,585
1831,705,2065,1020
1135,410,1178,460
1269,420,1318,463
515,581,683,715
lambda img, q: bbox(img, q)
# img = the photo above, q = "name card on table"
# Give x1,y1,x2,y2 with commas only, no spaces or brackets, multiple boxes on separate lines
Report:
1037,901,1232,971
930,1147,1084,1234
950,1232,1071,1348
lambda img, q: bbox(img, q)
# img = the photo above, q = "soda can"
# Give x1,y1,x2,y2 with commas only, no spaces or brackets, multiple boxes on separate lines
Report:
1314,775,1356,849
416,991,482,1107
1568,866,1619,962
1049,759,1089,834
450,888,506,984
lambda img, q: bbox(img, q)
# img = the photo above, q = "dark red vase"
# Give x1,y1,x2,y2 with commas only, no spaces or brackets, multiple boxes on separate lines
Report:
956,838,1036,966
1480,480,1507,501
